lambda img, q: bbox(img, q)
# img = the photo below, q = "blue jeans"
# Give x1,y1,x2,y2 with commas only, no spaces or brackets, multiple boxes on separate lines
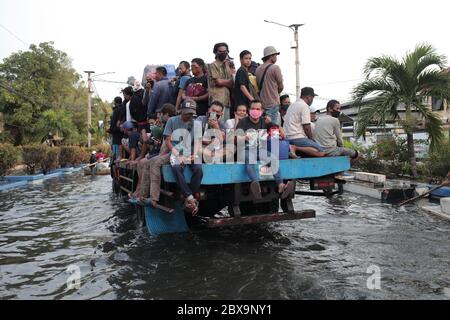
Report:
289,138,325,152
264,105,281,126
171,164,203,198
245,148,282,185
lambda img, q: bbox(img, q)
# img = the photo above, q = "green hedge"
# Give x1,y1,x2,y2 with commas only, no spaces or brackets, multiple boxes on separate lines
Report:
22,145,61,174
0,144,21,176
60,146,88,167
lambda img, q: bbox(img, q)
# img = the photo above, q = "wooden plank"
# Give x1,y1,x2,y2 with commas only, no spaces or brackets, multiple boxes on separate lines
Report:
119,175,133,183
120,186,132,194
205,210,316,228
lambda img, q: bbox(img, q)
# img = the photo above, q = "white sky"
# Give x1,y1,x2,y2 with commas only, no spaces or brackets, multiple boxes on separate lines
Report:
1,0,449,110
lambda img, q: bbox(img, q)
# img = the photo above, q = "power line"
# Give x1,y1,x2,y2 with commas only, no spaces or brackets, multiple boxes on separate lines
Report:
0,23,28,47
310,78,363,87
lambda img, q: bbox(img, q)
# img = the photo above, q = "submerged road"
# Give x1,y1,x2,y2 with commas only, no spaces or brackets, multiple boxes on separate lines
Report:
0,174,449,299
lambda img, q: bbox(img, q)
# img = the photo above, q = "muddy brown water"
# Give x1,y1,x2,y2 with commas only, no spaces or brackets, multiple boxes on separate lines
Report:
1,174,450,299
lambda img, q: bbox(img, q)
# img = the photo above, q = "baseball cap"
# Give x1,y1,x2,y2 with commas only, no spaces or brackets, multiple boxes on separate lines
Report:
180,99,197,115
122,121,136,130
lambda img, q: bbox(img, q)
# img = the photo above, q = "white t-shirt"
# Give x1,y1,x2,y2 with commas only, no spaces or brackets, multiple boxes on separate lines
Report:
283,99,311,140
126,101,135,122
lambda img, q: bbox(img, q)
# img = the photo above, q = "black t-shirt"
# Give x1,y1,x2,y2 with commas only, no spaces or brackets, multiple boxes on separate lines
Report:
118,99,129,123
110,107,123,145
129,89,146,122
236,117,275,149
233,66,250,108
184,75,209,116
236,116,272,131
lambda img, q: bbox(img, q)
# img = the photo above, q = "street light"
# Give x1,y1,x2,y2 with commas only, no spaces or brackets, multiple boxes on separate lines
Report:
264,20,304,99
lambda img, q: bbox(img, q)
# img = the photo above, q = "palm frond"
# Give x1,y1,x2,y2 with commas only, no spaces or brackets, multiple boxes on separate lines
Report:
404,43,447,78
417,70,450,100
414,103,444,149
363,55,399,78
355,96,399,137
353,78,397,100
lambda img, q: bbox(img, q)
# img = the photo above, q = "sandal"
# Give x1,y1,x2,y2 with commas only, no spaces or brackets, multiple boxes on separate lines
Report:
184,198,199,216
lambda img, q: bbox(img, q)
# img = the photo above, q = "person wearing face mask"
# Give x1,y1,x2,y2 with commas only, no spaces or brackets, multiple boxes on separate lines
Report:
313,100,359,159
207,43,234,121
283,87,326,157
236,100,295,200
279,94,290,127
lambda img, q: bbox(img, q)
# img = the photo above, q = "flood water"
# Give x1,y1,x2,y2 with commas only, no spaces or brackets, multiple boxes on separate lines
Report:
1,174,450,300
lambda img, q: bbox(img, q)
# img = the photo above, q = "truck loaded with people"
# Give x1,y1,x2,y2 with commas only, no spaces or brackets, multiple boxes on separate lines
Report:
108,42,356,235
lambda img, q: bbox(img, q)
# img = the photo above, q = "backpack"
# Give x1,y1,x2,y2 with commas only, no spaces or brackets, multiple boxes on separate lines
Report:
248,73,260,100
129,89,146,122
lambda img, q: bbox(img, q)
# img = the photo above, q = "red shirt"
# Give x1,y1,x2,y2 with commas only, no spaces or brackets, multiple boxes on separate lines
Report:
95,152,105,161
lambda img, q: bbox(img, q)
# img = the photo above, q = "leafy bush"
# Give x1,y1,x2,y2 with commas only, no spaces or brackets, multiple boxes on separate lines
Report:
22,145,60,174
426,139,450,181
0,144,21,176
60,146,88,167
22,145,46,174
41,147,60,174
355,144,386,174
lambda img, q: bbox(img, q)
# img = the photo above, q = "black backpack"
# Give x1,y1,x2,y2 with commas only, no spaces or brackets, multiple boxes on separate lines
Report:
129,89,146,122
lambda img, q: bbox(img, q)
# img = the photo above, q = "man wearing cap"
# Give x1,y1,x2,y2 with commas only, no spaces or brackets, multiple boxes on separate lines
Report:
255,46,284,126
313,100,359,159
309,105,318,133
164,99,203,215
119,121,144,161
283,87,326,156
207,43,234,122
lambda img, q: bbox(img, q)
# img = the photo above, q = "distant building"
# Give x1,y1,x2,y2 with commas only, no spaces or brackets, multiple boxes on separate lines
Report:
335,96,450,140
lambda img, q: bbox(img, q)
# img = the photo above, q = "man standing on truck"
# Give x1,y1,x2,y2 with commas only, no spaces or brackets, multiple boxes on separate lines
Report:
207,43,234,121
255,46,284,126
148,66,173,116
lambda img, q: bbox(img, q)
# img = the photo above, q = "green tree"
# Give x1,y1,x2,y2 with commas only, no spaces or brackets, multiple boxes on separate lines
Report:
353,44,450,178
0,42,111,145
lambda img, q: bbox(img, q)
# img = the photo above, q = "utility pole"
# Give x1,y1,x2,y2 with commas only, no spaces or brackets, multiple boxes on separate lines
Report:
264,20,304,99
291,24,303,100
84,71,95,148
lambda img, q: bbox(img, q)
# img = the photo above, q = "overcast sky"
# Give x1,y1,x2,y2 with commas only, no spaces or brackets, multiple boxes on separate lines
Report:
1,0,449,110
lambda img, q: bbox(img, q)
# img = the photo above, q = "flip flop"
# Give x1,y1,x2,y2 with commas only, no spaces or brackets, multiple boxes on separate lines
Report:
280,181,295,199
184,198,199,216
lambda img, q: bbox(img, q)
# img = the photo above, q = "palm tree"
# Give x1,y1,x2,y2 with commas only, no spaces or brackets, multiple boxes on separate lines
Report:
353,43,450,178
